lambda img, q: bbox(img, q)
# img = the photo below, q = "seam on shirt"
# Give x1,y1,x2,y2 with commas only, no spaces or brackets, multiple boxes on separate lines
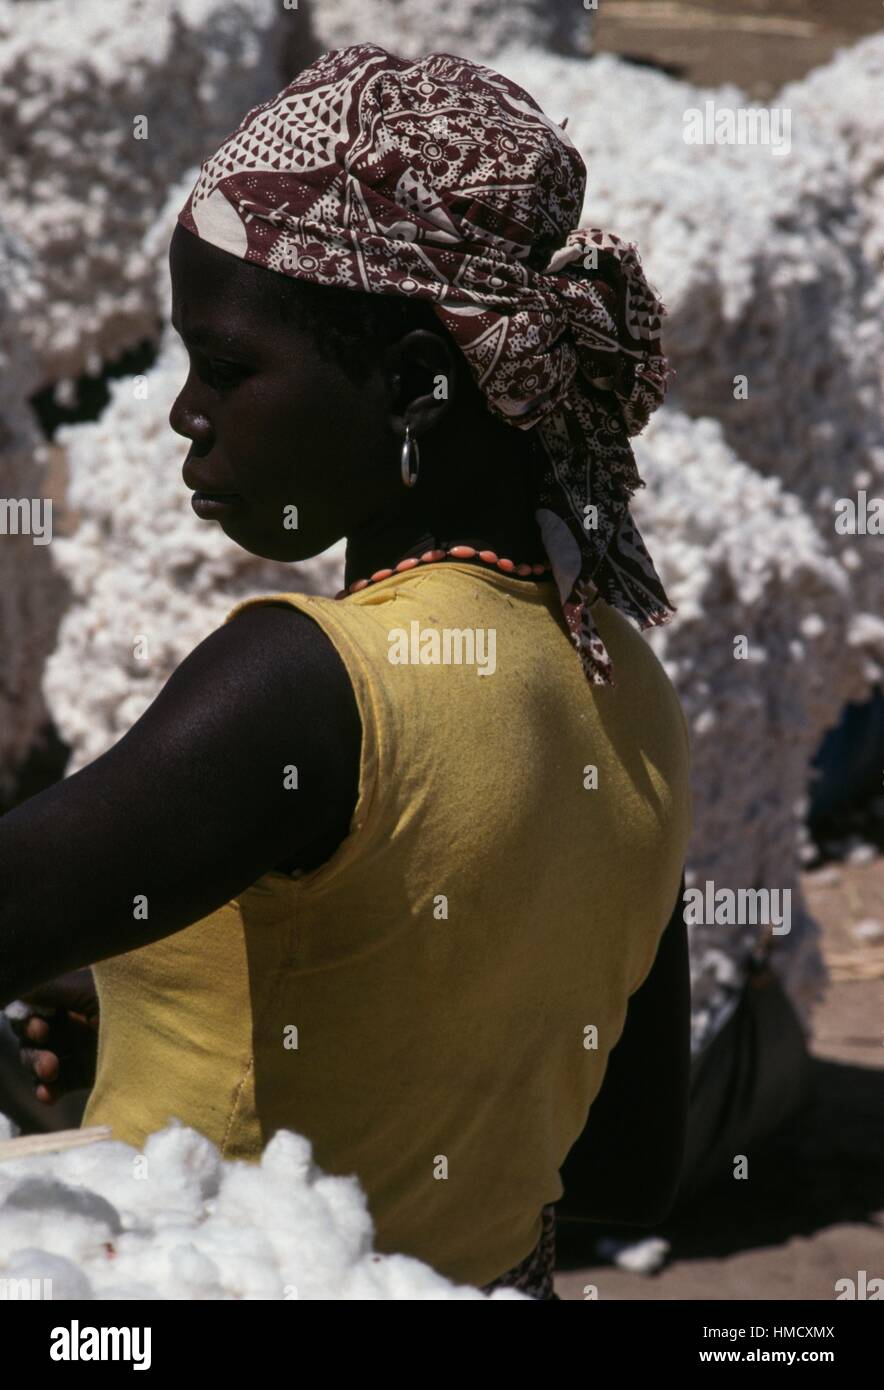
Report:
220,1056,254,1158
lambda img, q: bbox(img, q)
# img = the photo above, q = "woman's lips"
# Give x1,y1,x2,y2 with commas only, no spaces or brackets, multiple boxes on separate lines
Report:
191,490,245,520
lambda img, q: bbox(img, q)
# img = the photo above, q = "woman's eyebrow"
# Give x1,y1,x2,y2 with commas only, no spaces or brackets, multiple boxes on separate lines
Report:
170,317,249,350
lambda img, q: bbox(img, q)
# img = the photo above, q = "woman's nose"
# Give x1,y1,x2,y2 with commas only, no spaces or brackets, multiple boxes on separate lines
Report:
169,378,213,448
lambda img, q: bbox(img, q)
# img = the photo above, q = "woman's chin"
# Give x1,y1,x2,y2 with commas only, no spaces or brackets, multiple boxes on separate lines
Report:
218,519,331,565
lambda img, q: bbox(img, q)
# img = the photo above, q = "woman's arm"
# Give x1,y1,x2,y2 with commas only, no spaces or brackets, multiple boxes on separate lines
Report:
0,603,361,1008
558,874,691,1226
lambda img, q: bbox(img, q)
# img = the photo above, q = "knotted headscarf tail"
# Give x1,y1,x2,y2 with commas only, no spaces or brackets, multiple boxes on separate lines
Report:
178,43,676,686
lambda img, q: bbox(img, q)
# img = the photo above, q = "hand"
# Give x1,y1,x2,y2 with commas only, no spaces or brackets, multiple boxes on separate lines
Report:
10,968,99,1105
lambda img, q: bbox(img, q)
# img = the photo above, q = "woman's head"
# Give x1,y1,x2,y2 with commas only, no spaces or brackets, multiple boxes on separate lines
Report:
169,221,536,562
172,43,673,684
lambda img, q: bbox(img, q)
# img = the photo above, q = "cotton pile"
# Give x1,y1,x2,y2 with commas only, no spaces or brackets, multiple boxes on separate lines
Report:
631,410,848,1046
496,37,884,693
0,1114,522,1299
0,0,300,384
0,224,65,797
307,0,592,63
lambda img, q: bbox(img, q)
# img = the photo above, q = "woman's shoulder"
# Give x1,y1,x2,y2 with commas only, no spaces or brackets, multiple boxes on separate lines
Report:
0,600,364,1003
217,600,362,778
214,602,363,875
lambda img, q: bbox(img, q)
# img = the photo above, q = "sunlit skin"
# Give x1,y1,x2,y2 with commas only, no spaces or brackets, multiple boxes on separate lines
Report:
168,222,547,579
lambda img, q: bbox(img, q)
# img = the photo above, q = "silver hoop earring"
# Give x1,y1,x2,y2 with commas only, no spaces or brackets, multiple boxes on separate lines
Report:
400,424,420,488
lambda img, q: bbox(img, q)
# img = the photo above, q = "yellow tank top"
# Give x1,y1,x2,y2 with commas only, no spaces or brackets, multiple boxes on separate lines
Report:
84,562,692,1287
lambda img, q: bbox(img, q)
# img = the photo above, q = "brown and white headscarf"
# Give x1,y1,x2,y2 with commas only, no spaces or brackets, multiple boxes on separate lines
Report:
178,43,675,685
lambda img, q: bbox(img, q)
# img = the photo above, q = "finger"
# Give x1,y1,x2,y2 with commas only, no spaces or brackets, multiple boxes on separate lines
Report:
8,1012,49,1042
24,1016,51,1043
19,1045,60,1088
22,970,98,1018
29,1049,61,1083
35,1082,59,1105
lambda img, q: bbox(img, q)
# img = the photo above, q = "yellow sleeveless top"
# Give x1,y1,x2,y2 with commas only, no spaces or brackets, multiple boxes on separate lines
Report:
84,562,692,1287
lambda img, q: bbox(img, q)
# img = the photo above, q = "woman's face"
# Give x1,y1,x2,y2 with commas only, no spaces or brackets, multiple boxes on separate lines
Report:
168,223,398,561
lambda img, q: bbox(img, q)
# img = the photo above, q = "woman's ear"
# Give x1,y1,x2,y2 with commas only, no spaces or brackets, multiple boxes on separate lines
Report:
384,328,457,439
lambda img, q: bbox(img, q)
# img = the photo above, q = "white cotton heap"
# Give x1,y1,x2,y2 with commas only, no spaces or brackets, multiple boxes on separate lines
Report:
0,0,297,385
0,225,66,797
631,410,849,1050
495,36,884,693
0,1117,524,1299
308,0,593,62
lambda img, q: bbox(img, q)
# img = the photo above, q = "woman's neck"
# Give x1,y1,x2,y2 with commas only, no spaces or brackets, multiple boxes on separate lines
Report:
344,417,546,586
344,514,546,586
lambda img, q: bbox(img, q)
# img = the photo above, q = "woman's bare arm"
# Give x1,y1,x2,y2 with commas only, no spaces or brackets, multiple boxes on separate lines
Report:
558,874,691,1226
0,603,361,1008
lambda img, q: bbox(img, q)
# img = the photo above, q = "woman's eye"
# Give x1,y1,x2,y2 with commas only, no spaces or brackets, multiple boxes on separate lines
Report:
205,359,246,388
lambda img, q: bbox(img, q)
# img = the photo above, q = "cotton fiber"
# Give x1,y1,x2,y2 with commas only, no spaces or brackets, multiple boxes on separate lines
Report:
0,1120,524,1299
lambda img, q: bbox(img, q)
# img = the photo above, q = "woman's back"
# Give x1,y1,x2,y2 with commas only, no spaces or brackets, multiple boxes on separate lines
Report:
84,562,692,1287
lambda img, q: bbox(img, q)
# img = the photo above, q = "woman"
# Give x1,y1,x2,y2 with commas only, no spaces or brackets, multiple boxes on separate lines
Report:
2,45,692,1297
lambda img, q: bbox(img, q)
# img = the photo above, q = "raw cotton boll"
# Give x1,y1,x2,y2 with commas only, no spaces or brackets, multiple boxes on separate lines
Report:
249,1134,375,1292
104,1212,257,1297
139,1122,223,1213
214,1160,371,1296
310,1172,378,1263
3,1176,121,1234
114,1221,281,1301
212,1159,332,1241
31,1135,195,1231
169,1225,280,1300
259,1128,317,1186
0,1176,121,1266
26,1139,165,1228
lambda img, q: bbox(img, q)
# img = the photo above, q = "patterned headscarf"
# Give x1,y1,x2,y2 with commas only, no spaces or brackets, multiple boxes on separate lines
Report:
178,43,675,685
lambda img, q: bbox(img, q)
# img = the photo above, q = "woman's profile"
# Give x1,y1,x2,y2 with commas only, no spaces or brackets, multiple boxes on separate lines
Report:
1,44,692,1298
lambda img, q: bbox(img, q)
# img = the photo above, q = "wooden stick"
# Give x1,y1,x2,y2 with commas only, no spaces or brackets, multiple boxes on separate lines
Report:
0,1125,113,1161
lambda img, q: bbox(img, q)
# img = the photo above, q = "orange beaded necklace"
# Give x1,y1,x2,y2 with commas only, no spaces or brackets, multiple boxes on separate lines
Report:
335,544,552,599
